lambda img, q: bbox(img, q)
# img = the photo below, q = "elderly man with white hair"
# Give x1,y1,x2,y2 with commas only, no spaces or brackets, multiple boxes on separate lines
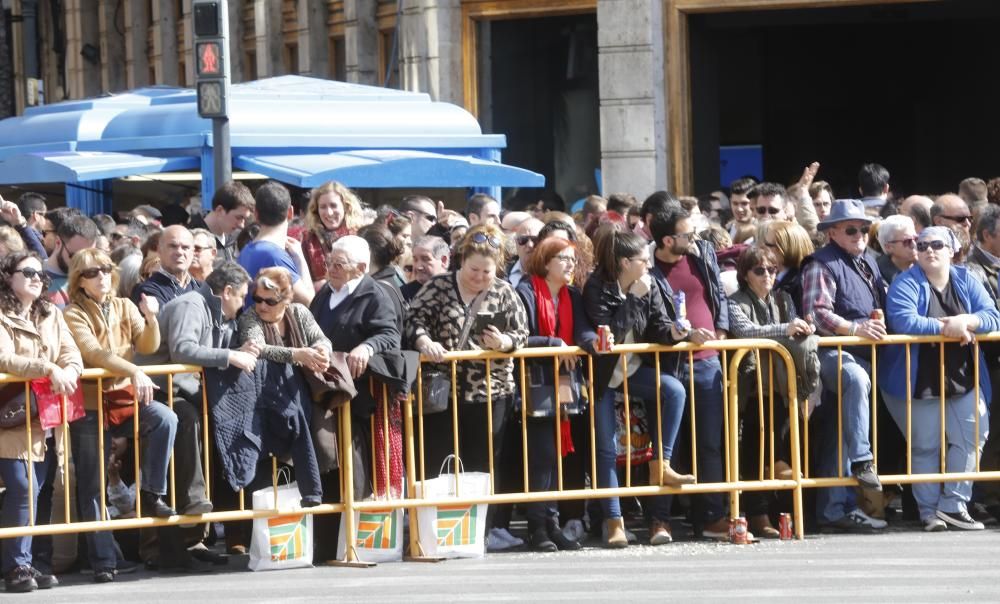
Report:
876,214,917,284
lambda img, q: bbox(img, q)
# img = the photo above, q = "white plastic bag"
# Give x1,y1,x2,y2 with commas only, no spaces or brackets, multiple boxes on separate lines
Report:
336,506,404,563
413,456,491,559
249,480,313,572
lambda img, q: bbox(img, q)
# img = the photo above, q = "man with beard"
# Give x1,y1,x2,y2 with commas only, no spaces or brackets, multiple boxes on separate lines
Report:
649,205,730,540
44,213,99,308
131,225,199,306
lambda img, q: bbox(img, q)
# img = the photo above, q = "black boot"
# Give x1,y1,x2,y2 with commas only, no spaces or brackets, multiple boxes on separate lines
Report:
140,491,176,518
547,520,582,551
529,527,557,552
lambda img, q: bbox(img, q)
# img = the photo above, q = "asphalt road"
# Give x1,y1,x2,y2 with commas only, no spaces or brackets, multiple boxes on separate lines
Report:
18,526,1000,602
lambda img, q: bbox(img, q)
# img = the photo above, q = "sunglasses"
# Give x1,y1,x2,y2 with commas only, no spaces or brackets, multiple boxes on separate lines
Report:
471,232,502,249
516,235,538,247
889,237,916,248
80,264,114,279
252,295,285,307
751,266,778,276
842,226,868,237
916,240,948,253
756,206,782,215
14,267,45,280
939,214,972,224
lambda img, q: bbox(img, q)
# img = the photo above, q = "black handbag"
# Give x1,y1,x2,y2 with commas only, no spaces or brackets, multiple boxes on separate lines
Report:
419,289,489,415
523,364,583,418
0,383,35,429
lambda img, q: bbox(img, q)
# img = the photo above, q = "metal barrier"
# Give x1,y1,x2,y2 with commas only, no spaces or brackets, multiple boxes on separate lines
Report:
805,333,1000,490
336,337,804,565
0,364,348,540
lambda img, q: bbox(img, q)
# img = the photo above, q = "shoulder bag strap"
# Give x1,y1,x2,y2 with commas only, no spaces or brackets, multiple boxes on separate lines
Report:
456,288,490,349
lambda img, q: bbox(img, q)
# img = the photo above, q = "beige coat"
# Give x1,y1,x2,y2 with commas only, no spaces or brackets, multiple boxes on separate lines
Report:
63,296,160,410
0,307,83,462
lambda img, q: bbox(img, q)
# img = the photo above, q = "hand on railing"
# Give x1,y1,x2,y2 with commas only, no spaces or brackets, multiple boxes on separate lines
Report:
688,328,718,345
417,336,447,362
346,344,373,379
854,318,887,340
48,364,78,395
131,370,159,405
941,315,977,346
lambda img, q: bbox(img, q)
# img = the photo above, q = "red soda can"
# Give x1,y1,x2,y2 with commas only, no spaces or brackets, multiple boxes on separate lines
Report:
871,309,884,322
596,325,612,353
778,513,793,540
729,517,748,544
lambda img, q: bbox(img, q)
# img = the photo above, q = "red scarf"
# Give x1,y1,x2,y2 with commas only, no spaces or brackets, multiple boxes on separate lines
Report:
530,275,576,456
531,275,574,345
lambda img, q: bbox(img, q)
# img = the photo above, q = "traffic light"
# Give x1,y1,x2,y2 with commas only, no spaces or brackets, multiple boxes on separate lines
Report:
193,0,229,119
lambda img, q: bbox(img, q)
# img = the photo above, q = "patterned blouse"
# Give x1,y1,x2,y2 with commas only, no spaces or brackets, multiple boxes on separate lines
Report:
236,302,332,363
406,272,528,402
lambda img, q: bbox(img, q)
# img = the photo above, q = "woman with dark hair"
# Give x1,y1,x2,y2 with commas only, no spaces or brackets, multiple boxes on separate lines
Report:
538,220,594,288
582,227,693,548
0,252,83,593
358,224,406,328
406,224,529,481
514,237,596,551
64,248,179,582
728,246,815,538
301,181,363,292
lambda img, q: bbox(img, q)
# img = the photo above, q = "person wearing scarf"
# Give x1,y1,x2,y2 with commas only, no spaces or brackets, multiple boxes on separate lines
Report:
515,237,596,552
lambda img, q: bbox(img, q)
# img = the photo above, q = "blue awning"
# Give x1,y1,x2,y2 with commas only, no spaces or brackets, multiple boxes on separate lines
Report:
233,149,544,188
0,151,199,184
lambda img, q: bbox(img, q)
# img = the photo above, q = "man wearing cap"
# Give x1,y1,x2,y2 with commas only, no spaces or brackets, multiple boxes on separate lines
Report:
801,199,888,533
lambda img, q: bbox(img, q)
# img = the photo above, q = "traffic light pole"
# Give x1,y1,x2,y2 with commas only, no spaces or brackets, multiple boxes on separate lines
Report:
213,117,232,187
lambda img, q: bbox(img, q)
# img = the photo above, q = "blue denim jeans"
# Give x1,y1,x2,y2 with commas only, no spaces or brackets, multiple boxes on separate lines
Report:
815,349,873,524
71,403,177,571
594,365,686,520
0,444,53,573
884,390,988,520
678,356,726,524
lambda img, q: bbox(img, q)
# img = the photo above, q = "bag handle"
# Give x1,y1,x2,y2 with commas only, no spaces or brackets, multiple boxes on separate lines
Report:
438,454,465,477
456,289,490,350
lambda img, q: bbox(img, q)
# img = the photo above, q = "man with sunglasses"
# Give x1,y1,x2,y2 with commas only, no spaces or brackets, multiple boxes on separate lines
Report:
507,218,543,289
930,194,973,237
751,182,789,226
801,199,888,534
876,214,917,284
44,214,98,309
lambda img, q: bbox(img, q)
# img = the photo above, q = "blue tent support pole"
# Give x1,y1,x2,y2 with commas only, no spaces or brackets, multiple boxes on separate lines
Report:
66,179,112,215
471,148,502,205
201,145,216,206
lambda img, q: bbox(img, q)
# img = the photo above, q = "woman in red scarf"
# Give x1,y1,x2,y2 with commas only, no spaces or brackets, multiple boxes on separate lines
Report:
514,237,597,552
301,181,363,292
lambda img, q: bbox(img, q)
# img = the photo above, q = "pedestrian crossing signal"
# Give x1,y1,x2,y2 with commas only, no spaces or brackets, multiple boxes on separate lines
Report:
197,81,226,118
197,42,223,77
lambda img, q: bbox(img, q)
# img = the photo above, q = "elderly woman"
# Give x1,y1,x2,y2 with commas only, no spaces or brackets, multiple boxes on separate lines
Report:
302,181,363,292
876,214,917,284
761,221,814,317
583,226,694,548
514,237,595,552
63,249,178,583
237,266,330,506
728,246,815,538
0,252,83,593
882,226,1000,532
310,235,402,562
407,224,528,481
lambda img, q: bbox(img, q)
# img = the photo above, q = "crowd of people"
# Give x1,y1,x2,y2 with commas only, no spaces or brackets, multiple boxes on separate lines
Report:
0,163,999,592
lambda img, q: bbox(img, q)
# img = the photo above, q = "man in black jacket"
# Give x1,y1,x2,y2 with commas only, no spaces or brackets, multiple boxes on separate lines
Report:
649,205,732,540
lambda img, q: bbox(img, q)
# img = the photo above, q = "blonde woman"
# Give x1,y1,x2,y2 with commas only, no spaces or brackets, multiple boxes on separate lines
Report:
302,181,363,292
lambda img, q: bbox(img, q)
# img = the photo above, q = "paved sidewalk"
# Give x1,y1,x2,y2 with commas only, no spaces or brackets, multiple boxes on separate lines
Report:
21,528,1000,602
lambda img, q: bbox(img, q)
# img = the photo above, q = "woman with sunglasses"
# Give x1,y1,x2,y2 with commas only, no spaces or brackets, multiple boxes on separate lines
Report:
0,252,83,593
582,226,694,548
728,246,815,538
302,181,364,293
407,224,528,486
881,226,1000,532
760,221,814,317
875,214,917,285
63,248,178,582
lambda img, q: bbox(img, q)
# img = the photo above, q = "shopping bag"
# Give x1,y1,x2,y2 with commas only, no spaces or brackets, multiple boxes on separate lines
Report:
413,455,490,559
249,480,313,571
32,378,85,431
614,392,653,466
335,506,404,563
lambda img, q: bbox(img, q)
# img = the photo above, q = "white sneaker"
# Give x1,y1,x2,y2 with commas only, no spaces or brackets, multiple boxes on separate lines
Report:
937,509,985,531
562,519,585,542
848,508,888,530
923,517,947,532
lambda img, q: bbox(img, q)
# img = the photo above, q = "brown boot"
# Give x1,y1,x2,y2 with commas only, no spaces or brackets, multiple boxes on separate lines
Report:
649,459,697,488
774,461,795,480
750,514,780,539
604,517,628,549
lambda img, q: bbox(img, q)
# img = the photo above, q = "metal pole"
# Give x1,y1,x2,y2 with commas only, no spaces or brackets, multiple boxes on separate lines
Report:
213,117,232,187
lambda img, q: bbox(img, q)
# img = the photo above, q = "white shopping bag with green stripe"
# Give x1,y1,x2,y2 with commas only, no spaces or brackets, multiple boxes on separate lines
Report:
249,480,313,572
414,456,490,559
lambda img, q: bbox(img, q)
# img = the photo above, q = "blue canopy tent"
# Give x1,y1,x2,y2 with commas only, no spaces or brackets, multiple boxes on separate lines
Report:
0,76,543,214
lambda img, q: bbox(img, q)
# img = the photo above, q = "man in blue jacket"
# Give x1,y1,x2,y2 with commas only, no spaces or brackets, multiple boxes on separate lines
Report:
649,205,731,540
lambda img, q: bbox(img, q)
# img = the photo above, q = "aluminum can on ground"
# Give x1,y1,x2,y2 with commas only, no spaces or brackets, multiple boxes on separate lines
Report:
778,513,793,540
729,517,748,544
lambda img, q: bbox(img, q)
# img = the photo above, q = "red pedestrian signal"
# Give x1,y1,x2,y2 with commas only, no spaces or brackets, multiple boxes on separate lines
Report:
197,42,223,77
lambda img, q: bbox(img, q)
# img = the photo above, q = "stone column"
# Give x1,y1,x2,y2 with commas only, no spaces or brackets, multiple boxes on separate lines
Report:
253,0,284,77
345,0,378,85
65,0,102,98
298,0,330,76
98,0,127,92
151,0,180,85
596,0,668,199
399,0,461,103
123,0,151,88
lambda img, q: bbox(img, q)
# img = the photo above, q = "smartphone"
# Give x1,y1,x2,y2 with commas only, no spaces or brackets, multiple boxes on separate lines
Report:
472,311,503,334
